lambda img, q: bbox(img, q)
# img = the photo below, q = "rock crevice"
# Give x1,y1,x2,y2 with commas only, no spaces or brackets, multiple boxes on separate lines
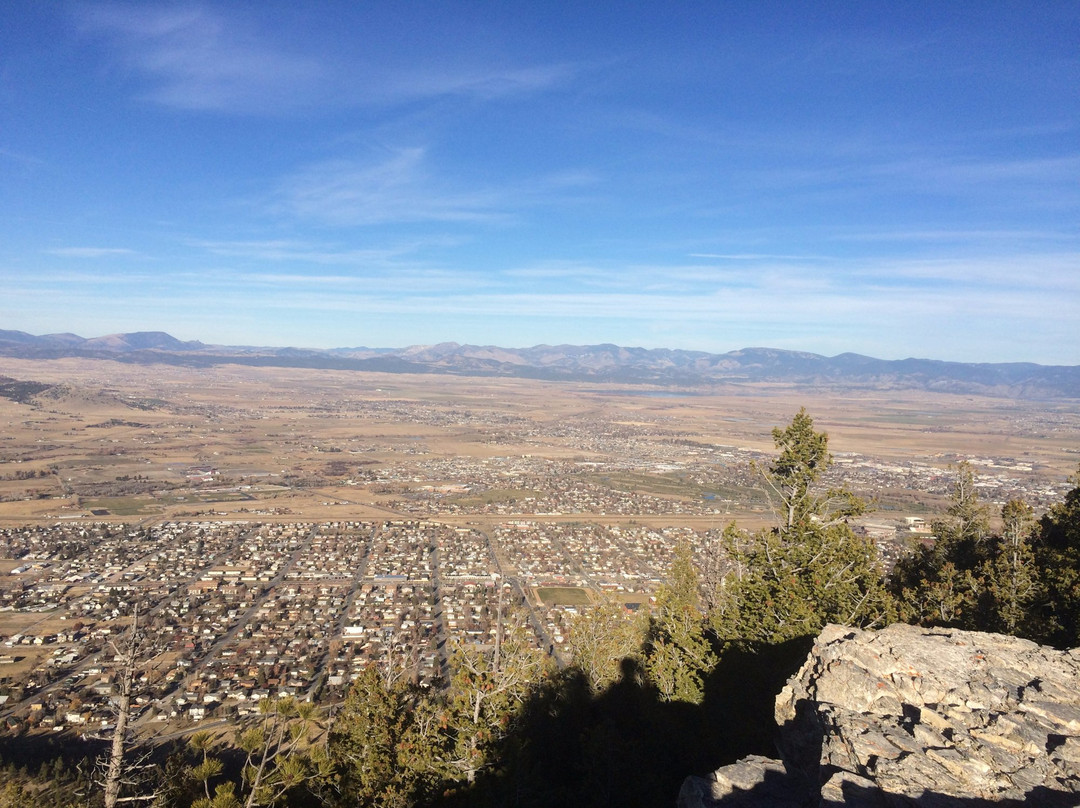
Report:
681,624,1080,806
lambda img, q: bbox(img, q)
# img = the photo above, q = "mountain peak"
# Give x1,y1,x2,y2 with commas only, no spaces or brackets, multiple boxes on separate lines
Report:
0,330,1076,398
84,331,203,351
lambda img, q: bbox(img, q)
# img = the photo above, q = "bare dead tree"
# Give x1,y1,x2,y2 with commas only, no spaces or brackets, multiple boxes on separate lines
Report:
98,602,158,807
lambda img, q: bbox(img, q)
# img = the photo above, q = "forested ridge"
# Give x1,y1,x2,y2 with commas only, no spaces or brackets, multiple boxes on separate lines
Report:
3,410,1079,808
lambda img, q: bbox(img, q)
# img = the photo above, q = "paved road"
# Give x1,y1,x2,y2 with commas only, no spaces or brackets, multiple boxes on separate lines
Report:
302,522,380,701
472,522,562,667
428,532,451,681
334,523,378,637
0,525,253,723
136,524,318,726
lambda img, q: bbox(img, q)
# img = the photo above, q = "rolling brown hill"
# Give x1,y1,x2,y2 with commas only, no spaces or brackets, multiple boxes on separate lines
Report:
1,329,1078,399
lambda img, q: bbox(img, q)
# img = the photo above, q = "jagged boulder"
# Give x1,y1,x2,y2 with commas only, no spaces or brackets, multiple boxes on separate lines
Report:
680,624,1080,807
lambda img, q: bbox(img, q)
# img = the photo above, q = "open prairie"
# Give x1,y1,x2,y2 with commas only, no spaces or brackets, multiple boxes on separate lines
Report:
0,357,1076,528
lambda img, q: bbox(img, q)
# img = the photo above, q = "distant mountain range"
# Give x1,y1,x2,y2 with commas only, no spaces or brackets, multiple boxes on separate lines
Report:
1,329,1078,399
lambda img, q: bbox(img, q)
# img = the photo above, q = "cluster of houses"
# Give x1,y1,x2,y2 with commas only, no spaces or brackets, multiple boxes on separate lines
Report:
0,520,539,733
333,411,1065,526
0,430,1062,737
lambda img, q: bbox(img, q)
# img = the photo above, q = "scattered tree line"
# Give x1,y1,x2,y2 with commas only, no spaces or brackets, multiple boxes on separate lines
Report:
6,409,1080,807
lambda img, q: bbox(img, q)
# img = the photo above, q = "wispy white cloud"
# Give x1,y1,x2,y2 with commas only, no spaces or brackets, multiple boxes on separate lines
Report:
76,5,325,113
826,155,1080,214
74,5,576,114
688,253,826,261
274,148,506,225
502,261,610,280
374,63,577,104
44,247,138,258
26,246,1078,303
238,269,491,294
7,246,1077,362
190,238,434,265
832,228,1074,243
271,148,594,227
741,152,1080,207
228,282,1065,340
850,253,1080,293
0,147,45,168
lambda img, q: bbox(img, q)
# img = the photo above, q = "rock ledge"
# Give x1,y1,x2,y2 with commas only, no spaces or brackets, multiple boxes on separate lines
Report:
680,624,1080,807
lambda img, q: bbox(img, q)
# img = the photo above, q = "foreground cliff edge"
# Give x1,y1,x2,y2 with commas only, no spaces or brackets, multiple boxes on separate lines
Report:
680,624,1080,807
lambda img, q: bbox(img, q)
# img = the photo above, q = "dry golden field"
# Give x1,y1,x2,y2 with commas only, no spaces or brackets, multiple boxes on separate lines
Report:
0,357,1076,737
0,357,1077,528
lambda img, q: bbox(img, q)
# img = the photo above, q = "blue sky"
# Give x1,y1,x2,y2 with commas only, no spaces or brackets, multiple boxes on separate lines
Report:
2,2,1078,363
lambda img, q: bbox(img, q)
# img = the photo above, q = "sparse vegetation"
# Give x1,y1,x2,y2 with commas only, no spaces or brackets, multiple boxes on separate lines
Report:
0,378,54,405
0,361,1077,807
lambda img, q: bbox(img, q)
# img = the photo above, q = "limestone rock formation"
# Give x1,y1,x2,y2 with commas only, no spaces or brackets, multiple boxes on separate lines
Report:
680,623,1080,807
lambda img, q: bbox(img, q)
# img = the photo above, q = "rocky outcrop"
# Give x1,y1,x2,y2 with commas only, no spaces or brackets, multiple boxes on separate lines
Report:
680,624,1080,807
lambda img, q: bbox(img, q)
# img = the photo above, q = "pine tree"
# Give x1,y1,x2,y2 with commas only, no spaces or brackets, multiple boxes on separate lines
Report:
983,499,1040,636
1034,466,1080,647
644,542,716,703
760,408,867,531
934,461,991,565
188,730,228,806
327,665,415,808
0,782,23,808
232,697,331,808
567,596,647,694
893,463,994,628
441,614,547,785
713,410,893,646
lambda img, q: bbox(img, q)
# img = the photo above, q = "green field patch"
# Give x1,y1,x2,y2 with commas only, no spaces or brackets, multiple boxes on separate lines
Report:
585,471,710,500
585,471,769,507
703,483,769,505
863,412,941,425
57,455,134,469
536,587,592,606
82,497,160,516
447,488,541,507
196,491,252,503
156,491,253,506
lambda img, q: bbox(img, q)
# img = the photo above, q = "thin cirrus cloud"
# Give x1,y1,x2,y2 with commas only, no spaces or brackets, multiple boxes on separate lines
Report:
831,228,1073,243
730,149,1080,210
849,155,1080,208
9,271,1058,327
190,239,427,265
688,253,826,261
909,155,1080,187
502,261,611,281
75,5,325,113
371,62,578,104
274,148,508,226
74,4,575,113
498,254,1080,301
240,270,492,295
853,253,1080,293
44,247,138,258
241,284,1029,329
271,148,594,227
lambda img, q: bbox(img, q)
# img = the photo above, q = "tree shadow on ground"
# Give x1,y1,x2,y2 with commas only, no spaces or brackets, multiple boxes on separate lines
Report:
701,637,815,763
443,635,815,808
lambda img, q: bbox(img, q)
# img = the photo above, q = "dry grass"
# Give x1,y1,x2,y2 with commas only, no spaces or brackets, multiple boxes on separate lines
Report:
0,358,1074,529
